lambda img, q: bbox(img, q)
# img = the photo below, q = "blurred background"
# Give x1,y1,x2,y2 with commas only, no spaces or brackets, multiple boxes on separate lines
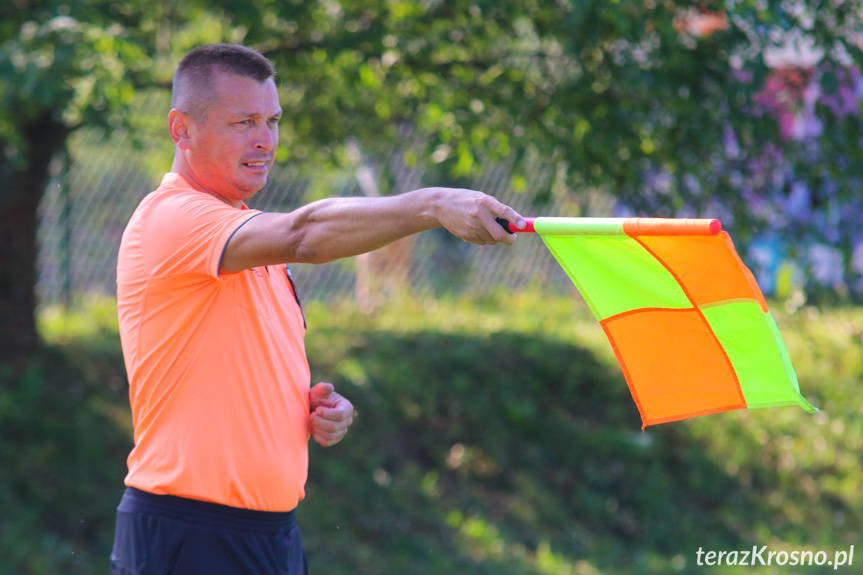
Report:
1,1,862,574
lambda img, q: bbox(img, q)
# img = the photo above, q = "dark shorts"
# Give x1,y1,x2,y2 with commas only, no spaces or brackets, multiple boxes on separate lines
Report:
111,487,308,575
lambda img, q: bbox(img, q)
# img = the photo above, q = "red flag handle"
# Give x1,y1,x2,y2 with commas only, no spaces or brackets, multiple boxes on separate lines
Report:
495,217,536,233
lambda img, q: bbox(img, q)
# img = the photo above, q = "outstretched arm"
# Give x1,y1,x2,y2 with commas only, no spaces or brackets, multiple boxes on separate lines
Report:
220,187,525,273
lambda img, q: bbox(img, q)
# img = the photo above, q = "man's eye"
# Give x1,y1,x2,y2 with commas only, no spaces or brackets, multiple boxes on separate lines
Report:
268,118,280,125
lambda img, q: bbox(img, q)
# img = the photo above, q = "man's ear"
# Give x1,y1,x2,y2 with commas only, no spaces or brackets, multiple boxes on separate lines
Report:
168,109,192,150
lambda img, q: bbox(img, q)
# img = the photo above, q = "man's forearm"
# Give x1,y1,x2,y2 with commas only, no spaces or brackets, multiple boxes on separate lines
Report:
285,189,443,264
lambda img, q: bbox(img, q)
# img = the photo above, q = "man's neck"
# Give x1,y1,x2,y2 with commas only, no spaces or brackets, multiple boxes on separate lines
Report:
170,154,242,208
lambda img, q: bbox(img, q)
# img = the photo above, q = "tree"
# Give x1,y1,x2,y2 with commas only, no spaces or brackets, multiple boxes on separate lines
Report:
2,0,862,357
0,3,136,357
0,0,235,358
238,0,862,290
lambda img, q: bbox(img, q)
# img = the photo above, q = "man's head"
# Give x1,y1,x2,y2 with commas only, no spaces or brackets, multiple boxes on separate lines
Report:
172,43,276,121
169,44,281,207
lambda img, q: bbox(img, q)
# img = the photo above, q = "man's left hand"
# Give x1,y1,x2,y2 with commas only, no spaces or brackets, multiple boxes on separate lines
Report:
309,382,354,446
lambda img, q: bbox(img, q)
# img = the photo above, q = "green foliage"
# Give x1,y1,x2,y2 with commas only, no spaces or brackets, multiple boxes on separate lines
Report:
0,1,244,160
0,320,131,574
0,4,139,161
5,294,861,574
218,1,863,216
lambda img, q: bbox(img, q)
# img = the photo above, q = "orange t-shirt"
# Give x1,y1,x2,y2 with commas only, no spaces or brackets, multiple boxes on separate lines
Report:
117,173,310,511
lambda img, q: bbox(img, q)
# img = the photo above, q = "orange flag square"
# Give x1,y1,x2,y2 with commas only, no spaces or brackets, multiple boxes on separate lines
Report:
601,307,746,427
635,233,768,311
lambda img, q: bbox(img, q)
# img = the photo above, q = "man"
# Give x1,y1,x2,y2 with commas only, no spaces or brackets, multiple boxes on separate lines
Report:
112,43,525,574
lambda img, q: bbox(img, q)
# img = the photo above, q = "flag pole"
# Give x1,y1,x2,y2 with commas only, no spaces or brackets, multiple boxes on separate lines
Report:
496,217,721,236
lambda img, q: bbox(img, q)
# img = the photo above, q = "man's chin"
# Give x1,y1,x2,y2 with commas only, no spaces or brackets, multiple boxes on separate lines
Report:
236,174,268,197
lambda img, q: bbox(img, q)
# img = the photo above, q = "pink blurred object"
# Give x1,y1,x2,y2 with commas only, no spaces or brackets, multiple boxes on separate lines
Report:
673,9,729,38
756,30,825,141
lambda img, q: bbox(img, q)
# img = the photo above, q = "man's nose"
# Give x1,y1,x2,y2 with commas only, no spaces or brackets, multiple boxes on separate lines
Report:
254,124,276,151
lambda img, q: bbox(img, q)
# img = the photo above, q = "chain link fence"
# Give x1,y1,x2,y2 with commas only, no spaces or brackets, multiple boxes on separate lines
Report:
37,90,603,310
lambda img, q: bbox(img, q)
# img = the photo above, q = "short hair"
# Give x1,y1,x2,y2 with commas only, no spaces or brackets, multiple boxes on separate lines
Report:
171,44,276,119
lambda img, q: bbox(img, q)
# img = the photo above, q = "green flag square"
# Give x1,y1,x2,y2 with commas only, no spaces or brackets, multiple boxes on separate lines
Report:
701,300,816,412
540,235,692,321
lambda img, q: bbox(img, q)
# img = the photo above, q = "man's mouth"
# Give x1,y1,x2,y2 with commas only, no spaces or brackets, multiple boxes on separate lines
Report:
243,161,269,168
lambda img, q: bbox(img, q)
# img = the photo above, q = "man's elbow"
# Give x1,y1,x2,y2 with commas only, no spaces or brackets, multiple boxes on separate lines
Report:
282,210,340,265
292,245,321,264
289,237,336,265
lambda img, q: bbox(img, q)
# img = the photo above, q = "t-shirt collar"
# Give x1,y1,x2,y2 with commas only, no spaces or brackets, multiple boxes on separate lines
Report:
161,172,251,210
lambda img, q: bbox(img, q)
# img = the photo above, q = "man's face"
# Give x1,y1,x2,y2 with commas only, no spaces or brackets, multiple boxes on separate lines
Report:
183,72,281,206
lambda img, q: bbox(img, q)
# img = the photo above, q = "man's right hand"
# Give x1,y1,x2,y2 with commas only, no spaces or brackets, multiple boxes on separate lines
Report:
426,187,526,246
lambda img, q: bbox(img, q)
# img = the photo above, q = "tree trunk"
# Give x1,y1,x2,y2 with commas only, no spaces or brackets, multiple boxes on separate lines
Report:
0,113,69,361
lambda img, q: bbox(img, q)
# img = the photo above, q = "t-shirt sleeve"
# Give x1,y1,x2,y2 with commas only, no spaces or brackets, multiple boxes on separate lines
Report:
141,190,262,280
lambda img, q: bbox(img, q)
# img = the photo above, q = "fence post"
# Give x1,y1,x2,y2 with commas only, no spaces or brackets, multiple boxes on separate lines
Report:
60,148,72,310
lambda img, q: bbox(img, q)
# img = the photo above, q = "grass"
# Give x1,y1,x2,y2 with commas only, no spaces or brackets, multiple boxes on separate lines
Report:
297,293,862,574
1,292,859,574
